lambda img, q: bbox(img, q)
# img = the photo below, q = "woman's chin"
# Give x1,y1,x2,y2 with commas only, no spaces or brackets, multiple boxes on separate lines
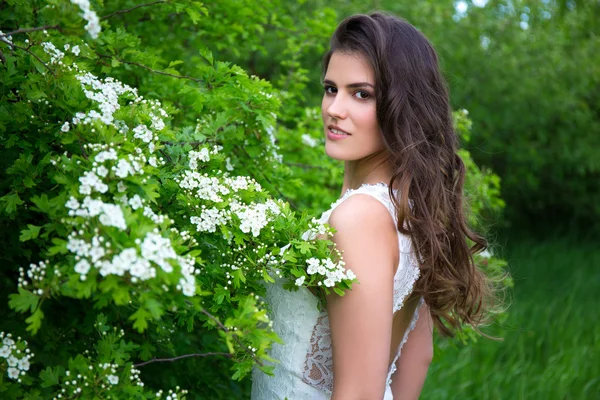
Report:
324,144,349,161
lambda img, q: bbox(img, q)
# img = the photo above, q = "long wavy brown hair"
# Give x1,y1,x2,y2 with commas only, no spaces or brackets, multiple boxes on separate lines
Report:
323,12,496,336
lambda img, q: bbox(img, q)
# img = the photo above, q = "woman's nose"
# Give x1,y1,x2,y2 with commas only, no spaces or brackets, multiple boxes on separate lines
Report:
326,94,347,120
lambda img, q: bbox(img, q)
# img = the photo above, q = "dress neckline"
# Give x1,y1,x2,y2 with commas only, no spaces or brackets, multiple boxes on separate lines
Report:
341,181,393,198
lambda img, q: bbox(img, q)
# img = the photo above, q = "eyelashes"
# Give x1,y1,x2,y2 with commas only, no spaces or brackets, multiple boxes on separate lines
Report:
323,85,372,100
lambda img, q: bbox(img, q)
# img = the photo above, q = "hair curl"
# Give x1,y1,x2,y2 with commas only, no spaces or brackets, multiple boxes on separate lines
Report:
323,12,496,336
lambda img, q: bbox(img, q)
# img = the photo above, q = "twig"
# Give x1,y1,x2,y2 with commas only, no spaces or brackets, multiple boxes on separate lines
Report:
101,1,167,20
134,352,232,367
200,308,264,367
97,54,204,84
159,148,173,164
0,25,60,37
2,42,55,76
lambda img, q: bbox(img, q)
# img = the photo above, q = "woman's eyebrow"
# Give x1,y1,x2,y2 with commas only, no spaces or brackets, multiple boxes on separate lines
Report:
323,79,375,89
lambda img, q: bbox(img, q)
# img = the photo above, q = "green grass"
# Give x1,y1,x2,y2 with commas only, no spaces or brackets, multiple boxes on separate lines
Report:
421,233,600,400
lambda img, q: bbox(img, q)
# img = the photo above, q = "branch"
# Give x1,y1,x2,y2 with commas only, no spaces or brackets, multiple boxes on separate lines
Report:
134,352,232,367
97,54,204,84
0,25,60,37
200,308,264,367
2,42,55,76
101,1,168,20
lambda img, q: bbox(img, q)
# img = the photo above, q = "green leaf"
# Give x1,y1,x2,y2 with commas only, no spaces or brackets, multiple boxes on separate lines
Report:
25,308,44,334
30,194,51,213
297,241,314,255
20,224,41,242
129,308,151,333
8,288,39,313
1,192,24,215
39,366,62,388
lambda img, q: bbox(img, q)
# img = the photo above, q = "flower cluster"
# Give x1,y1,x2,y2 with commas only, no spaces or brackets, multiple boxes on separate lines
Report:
70,0,101,39
41,41,65,64
301,217,331,241
66,196,127,230
75,72,138,126
66,229,198,296
155,387,189,399
301,133,319,148
230,199,282,237
17,260,52,294
0,332,33,382
303,257,356,288
179,158,281,238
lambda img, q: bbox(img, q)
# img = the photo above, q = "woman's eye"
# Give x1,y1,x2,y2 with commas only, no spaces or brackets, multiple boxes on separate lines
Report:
355,91,370,100
324,85,337,94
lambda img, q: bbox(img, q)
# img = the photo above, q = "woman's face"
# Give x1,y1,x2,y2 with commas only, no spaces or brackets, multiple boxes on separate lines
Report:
321,51,384,161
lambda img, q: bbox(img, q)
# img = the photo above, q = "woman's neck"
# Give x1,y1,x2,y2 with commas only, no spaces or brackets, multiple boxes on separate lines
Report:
340,150,393,196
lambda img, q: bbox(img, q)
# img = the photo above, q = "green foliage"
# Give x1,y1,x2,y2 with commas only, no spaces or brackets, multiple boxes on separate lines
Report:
423,234,600,399
0,0,507,398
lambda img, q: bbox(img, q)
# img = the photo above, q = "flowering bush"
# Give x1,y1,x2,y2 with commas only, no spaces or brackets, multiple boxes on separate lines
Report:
0,1,507,398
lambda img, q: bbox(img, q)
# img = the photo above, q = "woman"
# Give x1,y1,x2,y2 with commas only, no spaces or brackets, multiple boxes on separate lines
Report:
252,12,492,399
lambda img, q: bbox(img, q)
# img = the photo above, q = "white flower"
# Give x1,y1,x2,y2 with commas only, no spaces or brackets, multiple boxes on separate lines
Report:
225,157,234,171
71,45,81,56
323,278,335,287
95,165,108,177
0,345,10,358
301,134,318,148
345,270,356,280
128,195,143,210
7,355,18,367
231,200,280,237
7,367,19,380
188,148,210,169
79,171,108,194
106,374,119,385
132,124,153,143
95,149,118,163
17,357,30,371
190,208,229,233
70,0,101,39
148,156,157,167
117,181,127,192
306,258,320,275
479,249,492,259
74,259,91,275
140,232,177,273
98,203,127,230
295,276,306,286
61,122,70,132
114,159,134,178
66,197,80,210
41,42,64,64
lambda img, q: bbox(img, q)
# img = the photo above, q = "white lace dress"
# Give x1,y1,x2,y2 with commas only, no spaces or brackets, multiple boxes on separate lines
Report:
251,183,423,400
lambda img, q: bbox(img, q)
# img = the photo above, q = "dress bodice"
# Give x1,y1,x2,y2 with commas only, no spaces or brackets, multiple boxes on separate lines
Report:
251,183,423,400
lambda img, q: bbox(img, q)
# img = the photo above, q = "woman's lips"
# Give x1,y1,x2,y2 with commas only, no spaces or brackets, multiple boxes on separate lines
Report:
327,126,351,140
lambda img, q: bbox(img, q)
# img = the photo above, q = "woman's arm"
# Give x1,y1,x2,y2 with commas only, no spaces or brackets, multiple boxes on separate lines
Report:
390,304,434,399
326,194,399,400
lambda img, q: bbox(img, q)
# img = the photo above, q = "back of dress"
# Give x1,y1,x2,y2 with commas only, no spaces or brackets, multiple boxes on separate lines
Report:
252,183,423,400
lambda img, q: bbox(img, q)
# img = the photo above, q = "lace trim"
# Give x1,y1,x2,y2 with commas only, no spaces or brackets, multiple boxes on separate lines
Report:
301,312,333,394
